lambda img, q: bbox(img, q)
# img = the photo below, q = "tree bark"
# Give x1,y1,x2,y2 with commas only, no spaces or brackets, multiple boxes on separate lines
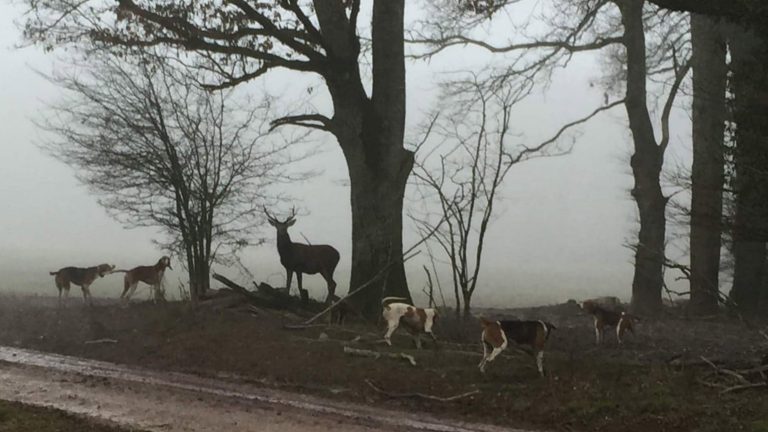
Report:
618,0,666,315
728,24,768,314
462,290,472,319
689,14,727,315
315,0,413,319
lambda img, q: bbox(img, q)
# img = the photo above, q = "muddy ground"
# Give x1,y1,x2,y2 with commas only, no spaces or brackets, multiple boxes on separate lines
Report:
0,399,137,432
0,294,766,432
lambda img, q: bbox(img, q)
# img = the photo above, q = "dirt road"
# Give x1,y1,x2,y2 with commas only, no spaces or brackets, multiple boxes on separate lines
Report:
0,346,525,432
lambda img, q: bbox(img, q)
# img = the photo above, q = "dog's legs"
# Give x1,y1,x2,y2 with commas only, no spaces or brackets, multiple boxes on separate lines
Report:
57,287,63,308
128,282,139,300
81,284,93,306
594,318,602,344
122,282,139,302
413,334,422,350
478,333,490,371
383,320,399,346
616,318,624,344
536,350,545,376
120,276,132,301
481,347,504,373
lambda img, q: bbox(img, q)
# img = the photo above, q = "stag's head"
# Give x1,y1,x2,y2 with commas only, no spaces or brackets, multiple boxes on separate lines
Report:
264,207,297,234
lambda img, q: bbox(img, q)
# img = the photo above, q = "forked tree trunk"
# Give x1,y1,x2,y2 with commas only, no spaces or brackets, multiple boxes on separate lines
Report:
689,14,727,315
316,0,413,319
618,0,666,315
728,24,768,314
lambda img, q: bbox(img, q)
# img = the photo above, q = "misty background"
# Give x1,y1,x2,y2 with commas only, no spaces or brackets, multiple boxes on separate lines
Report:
0,2,691,307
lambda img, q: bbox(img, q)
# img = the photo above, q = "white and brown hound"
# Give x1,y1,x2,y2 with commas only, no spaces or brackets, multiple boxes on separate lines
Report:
49,264,115,306
478,317,556,376
112,256,172,303
581,300,635,344
381,297,438,349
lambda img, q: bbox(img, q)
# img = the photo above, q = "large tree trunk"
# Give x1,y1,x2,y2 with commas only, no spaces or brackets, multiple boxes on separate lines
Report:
462,290,472,319
728,24,768,314
316,0,413,319
689,14,727,315
618,0,666,315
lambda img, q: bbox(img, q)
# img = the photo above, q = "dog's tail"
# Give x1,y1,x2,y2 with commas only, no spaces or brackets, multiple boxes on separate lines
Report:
380,296,408,306
540,321,557,341
621,311,641,321
49,271,58,276
109,269,129,274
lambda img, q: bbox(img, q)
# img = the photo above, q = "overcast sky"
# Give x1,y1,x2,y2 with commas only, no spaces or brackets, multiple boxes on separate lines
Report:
0,2,693,306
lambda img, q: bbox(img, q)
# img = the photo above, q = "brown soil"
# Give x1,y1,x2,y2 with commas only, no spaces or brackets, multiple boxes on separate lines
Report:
0,295,767,432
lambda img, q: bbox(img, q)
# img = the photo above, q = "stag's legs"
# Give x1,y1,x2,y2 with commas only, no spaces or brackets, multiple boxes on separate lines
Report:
321,270,337,305
296,272,309,303
285,269,293,293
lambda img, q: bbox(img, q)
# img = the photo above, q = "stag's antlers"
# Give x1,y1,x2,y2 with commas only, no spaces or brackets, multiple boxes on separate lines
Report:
263,206,296,224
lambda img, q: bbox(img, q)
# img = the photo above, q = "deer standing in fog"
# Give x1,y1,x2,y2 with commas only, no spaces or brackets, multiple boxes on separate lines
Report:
264,207,340,304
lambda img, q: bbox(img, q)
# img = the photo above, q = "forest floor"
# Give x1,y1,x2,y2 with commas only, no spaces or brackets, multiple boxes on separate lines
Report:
0,293,767,432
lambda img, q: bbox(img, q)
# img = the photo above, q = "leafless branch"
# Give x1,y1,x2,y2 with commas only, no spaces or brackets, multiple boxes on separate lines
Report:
365,379,480,401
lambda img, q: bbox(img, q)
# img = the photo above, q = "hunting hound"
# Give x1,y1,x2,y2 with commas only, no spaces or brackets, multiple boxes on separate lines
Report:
49,264,115,306
381,297,438,349
113,256,172,303
581,300,635,344
478,317,556,376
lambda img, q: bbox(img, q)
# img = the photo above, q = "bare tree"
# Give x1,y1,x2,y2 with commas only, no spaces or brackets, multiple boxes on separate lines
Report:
614,0,690,314
412,0,691,315
411,78,581,319
23,0,414,319
39,51,300,303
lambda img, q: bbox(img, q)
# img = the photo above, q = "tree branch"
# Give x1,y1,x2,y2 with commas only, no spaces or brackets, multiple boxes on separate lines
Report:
270,114,332,132
507,98,625,165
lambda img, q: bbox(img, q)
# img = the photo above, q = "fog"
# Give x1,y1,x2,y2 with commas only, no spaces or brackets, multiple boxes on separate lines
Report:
0,2,692,307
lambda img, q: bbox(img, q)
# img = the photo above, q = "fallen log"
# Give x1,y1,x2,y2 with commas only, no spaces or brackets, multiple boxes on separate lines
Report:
210,273,295,310
84,338,118,345
343,346,417,367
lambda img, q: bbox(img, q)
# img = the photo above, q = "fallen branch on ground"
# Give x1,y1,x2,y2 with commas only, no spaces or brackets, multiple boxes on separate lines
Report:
700,355,767,394
365,379,480,402
283,323,327,330
211,273,297,310
84,338,118,345
343,346,417,367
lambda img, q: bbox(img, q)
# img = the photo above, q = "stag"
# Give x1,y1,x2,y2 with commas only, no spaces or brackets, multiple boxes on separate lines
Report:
264,207,340,304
